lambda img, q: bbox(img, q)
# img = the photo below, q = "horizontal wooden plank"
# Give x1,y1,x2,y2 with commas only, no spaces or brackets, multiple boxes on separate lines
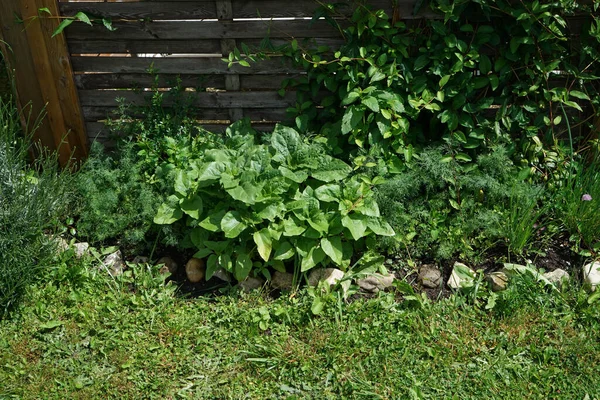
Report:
65,20,342,40
67,37,345,54
68,39,222,54
71,56,297,74
86,121,277,143
75,73,226,90
74,73,302,90
60,1,218,20
59,0,436,20
78,89,296,108
82,106,288,121
232,0,436,19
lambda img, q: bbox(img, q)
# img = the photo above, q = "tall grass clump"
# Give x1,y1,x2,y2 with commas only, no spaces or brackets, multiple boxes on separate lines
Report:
0,97,74,319
557,152,600,252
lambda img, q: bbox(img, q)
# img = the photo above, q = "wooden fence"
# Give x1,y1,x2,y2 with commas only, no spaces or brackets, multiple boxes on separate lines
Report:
1,0,434,156
57,0,436,144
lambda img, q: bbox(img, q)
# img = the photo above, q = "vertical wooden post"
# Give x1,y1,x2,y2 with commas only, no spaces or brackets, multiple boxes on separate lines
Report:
216,0,243,122
0,0,87,166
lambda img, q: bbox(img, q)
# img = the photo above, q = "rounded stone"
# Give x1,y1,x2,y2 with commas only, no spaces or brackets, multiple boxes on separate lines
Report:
185,258,206,283
156,256,178,274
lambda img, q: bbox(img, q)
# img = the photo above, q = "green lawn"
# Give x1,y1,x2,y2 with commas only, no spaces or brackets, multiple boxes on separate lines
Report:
1,255,599,399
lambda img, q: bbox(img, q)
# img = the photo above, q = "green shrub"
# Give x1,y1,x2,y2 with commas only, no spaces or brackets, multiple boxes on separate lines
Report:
375,145,539,261
74,141,180,253
152,121,395,281
0,98,74,318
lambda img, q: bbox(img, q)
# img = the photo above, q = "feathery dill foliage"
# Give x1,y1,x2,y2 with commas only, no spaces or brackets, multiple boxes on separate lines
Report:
74,141,181,253
0,97,74,318
376,145,536,261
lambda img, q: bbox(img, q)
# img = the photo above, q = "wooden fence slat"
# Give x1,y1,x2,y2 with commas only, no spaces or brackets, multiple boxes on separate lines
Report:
59,0,436,20
81,105,288,122
71,56,297,74
0,0,55,151
68,39,222,54
67,37,344,54
217,0,243,121
64,20,342,40
59,1,218,20
5,0,88,165
74,73,301,90
78,89,296,108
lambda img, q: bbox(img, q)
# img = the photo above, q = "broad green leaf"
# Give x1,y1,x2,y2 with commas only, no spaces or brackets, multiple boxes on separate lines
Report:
253,229,273,261
341,105,364,135
197,162,226,185
206,254,218,280
52,19,74,37
190,227,209,248
219,253,233,272
455,153,471,162
312,158,352,182
221,211,247,238
479,54,492,74
295,114,309,132
563,100,583,112
301,246,326,272
274,241,295,260
367,218,395,236
342,214,369,240
414,54,429,71
234,253,253,281
362,96,380,112
154,196,183,225
439,75,451,88
315,184,341,202
225,181,260,205
271,124,301,159
569,90,589,100
307,212,329,234
193,248,213,259
180,195,203,219
311,297,325,315
283,217,306,236
199,209,226,232
205,240,231,253
175,170,192,196
74,12,92,25
279,166,308,183
321,236,343,265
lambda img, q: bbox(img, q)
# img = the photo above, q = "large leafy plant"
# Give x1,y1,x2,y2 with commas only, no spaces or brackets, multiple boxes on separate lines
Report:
153,122,394,281
229,0,600,177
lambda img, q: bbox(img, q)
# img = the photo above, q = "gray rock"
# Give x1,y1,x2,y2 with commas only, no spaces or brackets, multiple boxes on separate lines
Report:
73,242,90,259
271,271,294,290
448,262,475,290
583,261,600,292
418,265,442,289
486,271,509,292
156,256,178,275
212,268,232,283
131,255,149,265
238,277,265,292
48,235,69,253
103,250,125,276
357,273,395,293
307,268,344,287
543,268,570,288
